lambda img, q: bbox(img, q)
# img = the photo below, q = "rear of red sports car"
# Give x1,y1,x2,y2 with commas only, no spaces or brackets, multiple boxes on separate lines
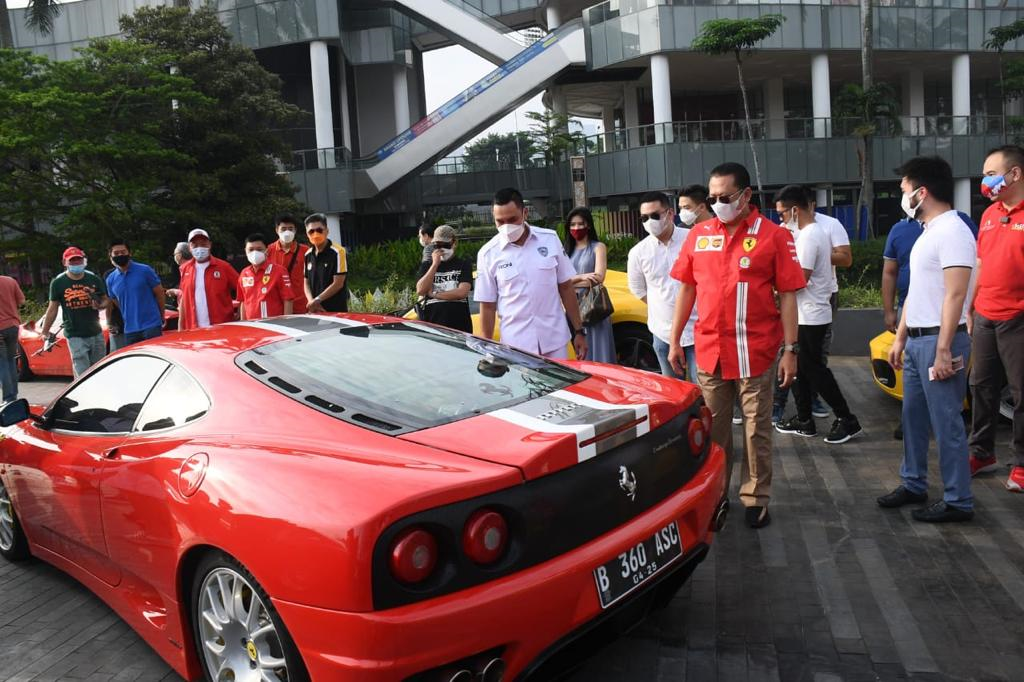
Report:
231,317,728,681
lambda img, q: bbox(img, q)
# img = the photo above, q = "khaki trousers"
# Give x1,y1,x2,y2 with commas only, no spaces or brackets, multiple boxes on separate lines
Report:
698,365,776,508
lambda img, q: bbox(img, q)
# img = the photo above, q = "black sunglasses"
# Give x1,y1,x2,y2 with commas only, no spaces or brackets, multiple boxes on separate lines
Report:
639,211,667,222
708,189,745,205
306,227,325,234
432,241,453,249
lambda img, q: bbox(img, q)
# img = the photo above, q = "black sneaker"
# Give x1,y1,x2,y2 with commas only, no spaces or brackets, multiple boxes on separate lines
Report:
745,505,771,528
775,416,816,437
911,501,973,523
824,416,863,444
877,485,927,508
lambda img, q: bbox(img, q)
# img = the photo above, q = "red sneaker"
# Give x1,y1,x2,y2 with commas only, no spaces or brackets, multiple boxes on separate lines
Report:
970,455,999,477
1007,467,1024,493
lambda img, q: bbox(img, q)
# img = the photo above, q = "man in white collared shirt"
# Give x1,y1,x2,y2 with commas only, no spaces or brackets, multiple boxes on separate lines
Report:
628,191,698,382
475,187,588,360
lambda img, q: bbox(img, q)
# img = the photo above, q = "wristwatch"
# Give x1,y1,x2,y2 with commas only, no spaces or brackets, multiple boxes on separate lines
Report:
573,328,587,337
782,343,800,354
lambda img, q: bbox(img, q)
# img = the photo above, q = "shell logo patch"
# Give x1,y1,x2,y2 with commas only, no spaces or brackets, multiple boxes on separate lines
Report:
697,237,709,249
739,256,751,269
742,237,757,252
696,236,724,252
241,276,254,287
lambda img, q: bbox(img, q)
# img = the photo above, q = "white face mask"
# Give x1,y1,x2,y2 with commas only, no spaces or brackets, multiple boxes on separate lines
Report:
643,216,666,237
785,209,800,233
677,208,698,226
191,246,210,261
901,187,922,220
498,223,525,242
278,229,295,244
246,250,266,266
438,248,454,261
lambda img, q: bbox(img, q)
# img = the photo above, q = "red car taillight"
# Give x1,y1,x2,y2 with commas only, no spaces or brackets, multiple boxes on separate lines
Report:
688,410,710,457
389,528,437,584
462,509,508,565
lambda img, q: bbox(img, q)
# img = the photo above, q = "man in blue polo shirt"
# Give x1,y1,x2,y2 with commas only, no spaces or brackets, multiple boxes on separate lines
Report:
105,238,165,346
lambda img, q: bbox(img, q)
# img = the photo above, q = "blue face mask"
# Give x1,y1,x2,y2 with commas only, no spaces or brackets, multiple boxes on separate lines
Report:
67,264,86,275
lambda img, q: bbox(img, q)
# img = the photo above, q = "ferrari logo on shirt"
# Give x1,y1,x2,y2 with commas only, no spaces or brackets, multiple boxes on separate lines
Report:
262,275,271,285
695,236,724,252
742,237,757,252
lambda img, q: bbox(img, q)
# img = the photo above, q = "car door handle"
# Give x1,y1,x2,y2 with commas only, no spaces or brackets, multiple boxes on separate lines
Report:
102,447,120,460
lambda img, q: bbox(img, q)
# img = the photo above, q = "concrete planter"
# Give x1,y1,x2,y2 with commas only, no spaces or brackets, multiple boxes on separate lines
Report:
830,308,884,356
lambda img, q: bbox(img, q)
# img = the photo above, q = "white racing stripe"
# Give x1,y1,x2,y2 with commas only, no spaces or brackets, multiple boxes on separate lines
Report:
225,315,369,338
550,389,651,438
489,407,601,462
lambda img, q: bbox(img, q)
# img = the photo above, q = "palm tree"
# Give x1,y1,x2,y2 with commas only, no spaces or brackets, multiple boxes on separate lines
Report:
692,14,785,200
1,0,63,49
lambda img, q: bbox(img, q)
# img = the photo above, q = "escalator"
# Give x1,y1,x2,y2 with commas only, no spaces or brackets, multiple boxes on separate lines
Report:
352,19,585,198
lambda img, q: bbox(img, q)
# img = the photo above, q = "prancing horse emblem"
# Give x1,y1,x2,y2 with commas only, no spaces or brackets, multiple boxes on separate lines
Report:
618,465,638,501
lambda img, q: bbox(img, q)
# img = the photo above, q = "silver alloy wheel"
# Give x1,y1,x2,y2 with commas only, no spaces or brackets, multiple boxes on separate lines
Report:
0,484,14,552
198,567,289,682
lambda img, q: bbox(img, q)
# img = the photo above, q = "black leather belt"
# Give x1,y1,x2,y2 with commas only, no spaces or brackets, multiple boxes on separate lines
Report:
907,323,967,338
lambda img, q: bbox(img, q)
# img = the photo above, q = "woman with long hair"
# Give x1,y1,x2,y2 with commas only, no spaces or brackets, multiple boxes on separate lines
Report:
564,207,616,363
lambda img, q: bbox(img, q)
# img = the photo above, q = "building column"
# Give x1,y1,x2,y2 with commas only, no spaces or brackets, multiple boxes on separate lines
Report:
623,83,640,147
337,48,352,152
816,188,829,209
310,40,336,169
953,53,971,213
546,4,561,30
764,77,785,140
811,53,831,138
393,64,411,134
902,68,924,136
326,214,342,246
650,54,673,143
602,105,616,152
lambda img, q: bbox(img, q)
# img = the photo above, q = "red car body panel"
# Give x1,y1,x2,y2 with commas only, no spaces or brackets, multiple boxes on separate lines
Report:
0,315,726,681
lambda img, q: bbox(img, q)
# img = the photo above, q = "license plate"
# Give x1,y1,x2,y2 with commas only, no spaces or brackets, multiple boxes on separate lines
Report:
593,521,683,609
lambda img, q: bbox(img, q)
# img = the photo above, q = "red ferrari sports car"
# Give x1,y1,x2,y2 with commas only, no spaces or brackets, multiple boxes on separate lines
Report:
0,314,728,681
16,307,180,380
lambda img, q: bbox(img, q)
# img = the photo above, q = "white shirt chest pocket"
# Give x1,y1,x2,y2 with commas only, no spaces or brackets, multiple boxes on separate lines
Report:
534,256,559,287
496,264,521,296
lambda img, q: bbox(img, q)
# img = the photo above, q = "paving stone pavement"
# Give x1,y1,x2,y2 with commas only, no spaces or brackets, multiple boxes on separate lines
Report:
1,359,1020,681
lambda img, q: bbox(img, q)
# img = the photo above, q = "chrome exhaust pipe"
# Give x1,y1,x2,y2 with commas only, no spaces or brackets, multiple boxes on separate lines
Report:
447,670,473,682
712,499,729,531
480,657,506,682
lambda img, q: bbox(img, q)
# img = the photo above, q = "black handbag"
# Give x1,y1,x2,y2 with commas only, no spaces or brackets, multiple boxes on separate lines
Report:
578,283,614,326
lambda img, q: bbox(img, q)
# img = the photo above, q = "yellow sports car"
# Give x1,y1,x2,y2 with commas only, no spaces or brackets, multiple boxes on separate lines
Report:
409,269,660,371
869,330,1014,419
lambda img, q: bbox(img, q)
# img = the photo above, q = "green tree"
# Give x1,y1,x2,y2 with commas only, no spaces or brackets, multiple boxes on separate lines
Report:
984,19,1024,142
462,132,537,172
525,109,583,166
692,14,784,198
1,0,62,49
833,83,901,238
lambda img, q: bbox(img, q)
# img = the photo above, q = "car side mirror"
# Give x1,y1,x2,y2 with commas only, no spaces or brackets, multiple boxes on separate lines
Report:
0,399,31,427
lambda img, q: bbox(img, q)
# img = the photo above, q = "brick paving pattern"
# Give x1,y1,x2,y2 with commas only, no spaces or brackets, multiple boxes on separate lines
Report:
1,360,1021,681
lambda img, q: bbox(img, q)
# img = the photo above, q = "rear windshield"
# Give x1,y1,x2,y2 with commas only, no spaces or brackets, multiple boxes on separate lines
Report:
235,321,587,433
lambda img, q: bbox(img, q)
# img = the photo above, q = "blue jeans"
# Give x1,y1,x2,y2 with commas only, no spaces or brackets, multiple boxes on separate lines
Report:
900,331,973,510
67,333,106,377
124,325,163,346
0,326,18,403
652,335,698,383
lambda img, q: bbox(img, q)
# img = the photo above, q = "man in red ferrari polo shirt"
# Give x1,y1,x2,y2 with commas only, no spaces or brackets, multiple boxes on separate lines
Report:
266,214,309,314
667,162,805,529
969,145,1024,491
238,233,295,320
177,228,238,331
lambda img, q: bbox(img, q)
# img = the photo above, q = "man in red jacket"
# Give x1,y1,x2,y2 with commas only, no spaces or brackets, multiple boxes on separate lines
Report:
178,228,238,331
238,233,294,320
266,214,309,314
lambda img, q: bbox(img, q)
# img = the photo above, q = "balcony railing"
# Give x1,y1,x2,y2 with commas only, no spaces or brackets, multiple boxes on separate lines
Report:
585,0,1023,27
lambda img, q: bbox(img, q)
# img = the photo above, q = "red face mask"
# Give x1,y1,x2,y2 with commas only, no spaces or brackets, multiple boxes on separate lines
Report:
570,227,588,240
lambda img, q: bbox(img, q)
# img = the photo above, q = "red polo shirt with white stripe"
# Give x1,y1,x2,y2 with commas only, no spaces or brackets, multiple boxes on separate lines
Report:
670,207,806,380
975,200,1024,321
238,262,294,320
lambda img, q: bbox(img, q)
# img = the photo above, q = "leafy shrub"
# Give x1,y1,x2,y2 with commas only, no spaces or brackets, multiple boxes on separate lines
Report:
348,275,416,315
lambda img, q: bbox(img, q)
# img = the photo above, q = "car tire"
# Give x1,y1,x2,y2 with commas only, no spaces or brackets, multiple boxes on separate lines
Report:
15,344,32,382
0,481,31,562
613,323,660,373
191,552,310,682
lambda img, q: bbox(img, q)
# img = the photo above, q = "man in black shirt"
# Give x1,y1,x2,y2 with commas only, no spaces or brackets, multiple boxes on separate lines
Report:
415,224,473,333
303,213,349,313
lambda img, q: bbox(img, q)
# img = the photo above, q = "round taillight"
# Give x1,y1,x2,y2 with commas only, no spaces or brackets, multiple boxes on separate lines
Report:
688,416,708,457
699,405,713,435
389,528,437,584
462,510,508,565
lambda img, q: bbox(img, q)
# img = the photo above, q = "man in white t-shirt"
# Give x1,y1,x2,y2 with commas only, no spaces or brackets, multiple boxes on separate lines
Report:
877,156,976,523
772,186,862,444
628,191,698,382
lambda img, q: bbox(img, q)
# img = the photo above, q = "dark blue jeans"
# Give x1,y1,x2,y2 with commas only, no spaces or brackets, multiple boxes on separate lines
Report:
124,325,163,346
900,331,973,510
0,326,18,403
